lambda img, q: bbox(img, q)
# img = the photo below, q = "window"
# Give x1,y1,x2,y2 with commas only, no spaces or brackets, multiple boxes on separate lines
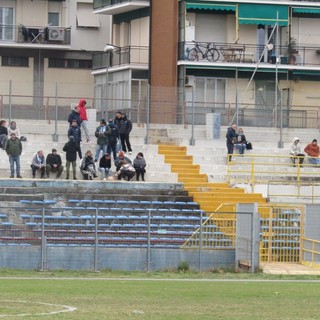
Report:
48,12,59,27
48,58,92,69
0,7,14,40
2,56,29,67
77,3,100,28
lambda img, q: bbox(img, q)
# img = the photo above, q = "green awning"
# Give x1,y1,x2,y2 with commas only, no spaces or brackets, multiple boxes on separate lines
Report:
238,4,288,26
293,7,320,15
186,2,236,12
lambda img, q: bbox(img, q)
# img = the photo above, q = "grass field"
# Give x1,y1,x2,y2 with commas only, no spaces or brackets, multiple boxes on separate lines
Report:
1,271,320,320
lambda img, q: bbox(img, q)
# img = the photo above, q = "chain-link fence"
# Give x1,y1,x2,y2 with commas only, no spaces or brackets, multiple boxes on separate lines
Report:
0,79,319,129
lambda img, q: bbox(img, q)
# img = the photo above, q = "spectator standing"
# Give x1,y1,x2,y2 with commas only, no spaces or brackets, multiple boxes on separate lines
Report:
8,121,21,140
46,148,64,179
5,132,22,178
94,119,111,162
304,139,320,165
107,118,119,160
31,150,46,178
80,150,97,180
133,152,147,181
78,98,91,143
68,119,82,159
0,119,8,149
226,124,237,162
234,127,247,156
67,106,82,127
114,112,132,154
63,136,82,180
289,137,305,166
114,151,132,171
99,153,112,180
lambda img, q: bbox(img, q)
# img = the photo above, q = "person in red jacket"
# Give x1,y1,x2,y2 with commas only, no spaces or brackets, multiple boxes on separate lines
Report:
78,98,91,143
304,139,320,165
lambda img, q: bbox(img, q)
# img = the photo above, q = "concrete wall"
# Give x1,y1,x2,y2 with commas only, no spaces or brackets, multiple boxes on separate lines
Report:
0,246,235,271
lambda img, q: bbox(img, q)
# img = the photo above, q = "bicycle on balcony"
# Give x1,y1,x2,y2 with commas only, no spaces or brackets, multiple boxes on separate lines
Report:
187,41,220,62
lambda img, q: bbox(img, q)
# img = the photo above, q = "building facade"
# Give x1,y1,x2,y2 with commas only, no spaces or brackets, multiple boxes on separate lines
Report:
93,0,320,128
0,0,111,120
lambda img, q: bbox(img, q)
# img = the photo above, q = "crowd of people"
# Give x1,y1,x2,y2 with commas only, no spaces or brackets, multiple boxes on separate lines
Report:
1,98,147,181
226,123,319,167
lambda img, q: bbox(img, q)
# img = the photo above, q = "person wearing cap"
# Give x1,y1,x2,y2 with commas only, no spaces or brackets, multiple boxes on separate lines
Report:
78,98,91,143
31,150,46,178
289,137,305,166
5,132,22,178
304,139,320,165
99,153,112,180
114,150,132,172
94,119,111,162
63,136,82,180
45,149,64,179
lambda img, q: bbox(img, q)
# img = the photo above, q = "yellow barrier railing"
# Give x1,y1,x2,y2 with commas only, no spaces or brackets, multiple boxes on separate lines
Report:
227,153,320,194
182,203,304,263
301,237,320,268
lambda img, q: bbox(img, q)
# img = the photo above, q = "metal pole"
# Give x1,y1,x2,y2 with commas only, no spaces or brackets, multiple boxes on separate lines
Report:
94,208,99,272
189,85,195,145
235,68,239,127
199,210,203,272
40,207,45,271
278,90,284,148
147,209,151,271
105,65,109,120
144,84,150,144
52,82,59,142
9,80,12,124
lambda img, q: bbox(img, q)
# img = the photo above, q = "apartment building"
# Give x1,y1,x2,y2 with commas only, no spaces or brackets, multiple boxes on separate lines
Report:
93,0,320,128
0,0,111,119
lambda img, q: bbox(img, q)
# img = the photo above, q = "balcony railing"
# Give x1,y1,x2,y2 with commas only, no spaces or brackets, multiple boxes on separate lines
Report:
0,24,71,45
93,0,148,10
92,46,149,69
180,41,320,67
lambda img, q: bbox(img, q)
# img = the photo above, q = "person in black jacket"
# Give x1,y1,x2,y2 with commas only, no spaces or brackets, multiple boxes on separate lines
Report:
45,148,64,179
226,124,237,162
99,153,112,180
234,127,247,156
63,136,82,180
80,150,97,180
67,106,82,127
107,119,119,160
114,112,132,154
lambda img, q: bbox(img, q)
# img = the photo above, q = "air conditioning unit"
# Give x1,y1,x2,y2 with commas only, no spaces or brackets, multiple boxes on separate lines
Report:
48,27,65,41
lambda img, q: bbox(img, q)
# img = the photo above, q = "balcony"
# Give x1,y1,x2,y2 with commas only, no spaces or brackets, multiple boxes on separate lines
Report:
0,24,71,47
92,45,149,70
179,41,320,69
93,0,149,15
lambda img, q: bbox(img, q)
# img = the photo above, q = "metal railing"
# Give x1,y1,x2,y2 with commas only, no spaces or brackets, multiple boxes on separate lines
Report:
92,46,149,69
0,24,71,45
301,237,320,268
180,41,320,67
227,154,320,193
94,0,148,10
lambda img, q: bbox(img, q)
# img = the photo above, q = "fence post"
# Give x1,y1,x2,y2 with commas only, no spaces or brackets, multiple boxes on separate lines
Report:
52,82,59,142
9,80,12,124
144,84,150,144
94,208,99,272
199,210,203,272
147,209,151,271
40,207,46,271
